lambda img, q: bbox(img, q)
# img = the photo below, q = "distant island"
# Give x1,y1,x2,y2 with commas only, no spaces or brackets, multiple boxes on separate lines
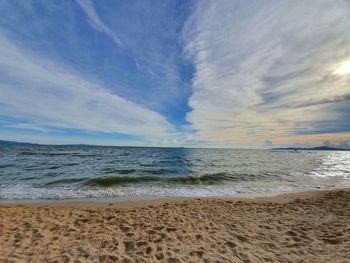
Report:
0,140,91,147
271,146,349,151
0,140,38,146
1,140,349,150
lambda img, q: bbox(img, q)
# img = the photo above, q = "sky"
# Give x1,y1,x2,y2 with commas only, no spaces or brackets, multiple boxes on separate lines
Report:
0,0,349,148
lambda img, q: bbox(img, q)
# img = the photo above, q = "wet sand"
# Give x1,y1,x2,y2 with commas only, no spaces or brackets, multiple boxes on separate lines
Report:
0,189,349,262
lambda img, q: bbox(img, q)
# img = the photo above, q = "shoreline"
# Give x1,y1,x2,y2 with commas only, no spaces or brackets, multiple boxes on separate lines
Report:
0,187,348,208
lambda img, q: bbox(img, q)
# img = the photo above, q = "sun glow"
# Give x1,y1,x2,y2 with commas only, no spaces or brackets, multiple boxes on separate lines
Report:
333,61,350,75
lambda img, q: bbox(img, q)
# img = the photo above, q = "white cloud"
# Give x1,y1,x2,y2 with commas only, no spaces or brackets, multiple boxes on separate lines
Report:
6,123,51,133
183,0,350,147
0,36,172,137
75,0,125,48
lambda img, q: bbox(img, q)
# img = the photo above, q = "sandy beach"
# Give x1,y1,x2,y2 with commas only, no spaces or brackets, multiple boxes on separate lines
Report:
0,189,349,263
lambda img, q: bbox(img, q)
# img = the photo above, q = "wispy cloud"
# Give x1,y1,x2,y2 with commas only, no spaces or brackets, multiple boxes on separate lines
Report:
0,36,172,137
183,0,350,147
75,0,124,48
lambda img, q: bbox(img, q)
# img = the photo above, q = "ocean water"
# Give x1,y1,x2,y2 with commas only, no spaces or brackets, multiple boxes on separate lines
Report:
0,145,349,200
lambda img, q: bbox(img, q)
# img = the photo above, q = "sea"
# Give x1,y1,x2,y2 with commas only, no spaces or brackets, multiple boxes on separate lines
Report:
0,145,349,200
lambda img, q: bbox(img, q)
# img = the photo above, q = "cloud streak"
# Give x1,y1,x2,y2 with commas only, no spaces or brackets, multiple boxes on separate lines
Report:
0,36,172,137
75,0,125,48
183,0,350,147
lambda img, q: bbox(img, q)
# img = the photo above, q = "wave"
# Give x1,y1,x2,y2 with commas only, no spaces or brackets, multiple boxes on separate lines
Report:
25,165,60,171
167,172,230,184
102,168,136,175
17,150,100,158
70,154,101,158
0,164,15,168
158,158,188,164
43,153,99,157
85,176,159,187
47,165,61,170
45,178,89,186
143,169,177,175
84,172,233,187
20,176,42,181
24,163,79,171
139,163,154,167
62,163,79,167
45,153,76,156
44,172,61,177
17,149,37,155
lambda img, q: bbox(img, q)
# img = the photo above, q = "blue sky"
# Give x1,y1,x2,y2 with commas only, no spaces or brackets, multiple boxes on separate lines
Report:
0,0,349,148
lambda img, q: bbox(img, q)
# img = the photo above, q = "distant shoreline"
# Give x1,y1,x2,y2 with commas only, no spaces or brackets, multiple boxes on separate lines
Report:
1,187,348,206
271,146,350,151
1,139,350,150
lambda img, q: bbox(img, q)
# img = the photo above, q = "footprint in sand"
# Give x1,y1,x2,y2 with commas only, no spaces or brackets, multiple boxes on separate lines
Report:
124,241,134,254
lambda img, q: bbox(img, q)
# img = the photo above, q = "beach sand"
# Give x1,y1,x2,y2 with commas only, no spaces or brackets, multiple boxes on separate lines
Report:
0,189,349,262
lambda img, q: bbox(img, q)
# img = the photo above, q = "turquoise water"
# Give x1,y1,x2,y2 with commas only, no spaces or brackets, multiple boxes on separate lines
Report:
0,145,349,199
